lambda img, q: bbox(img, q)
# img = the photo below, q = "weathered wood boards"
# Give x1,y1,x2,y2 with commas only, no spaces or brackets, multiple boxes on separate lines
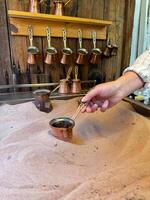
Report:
0,0,135,88
0,0,12,85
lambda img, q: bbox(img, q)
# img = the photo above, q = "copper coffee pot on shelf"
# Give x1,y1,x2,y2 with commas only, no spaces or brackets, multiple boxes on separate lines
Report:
90,31,102,64
76,29,88,65
58,79,70,94
71,65,81,94
60,28,73,65
27,25,39,65
29,0,42,13
50,65,72,94
44,27,57,65
53,0,71,15
58,65,73,94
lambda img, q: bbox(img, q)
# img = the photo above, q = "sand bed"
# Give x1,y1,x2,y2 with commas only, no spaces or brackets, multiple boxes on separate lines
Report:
0,98,150,200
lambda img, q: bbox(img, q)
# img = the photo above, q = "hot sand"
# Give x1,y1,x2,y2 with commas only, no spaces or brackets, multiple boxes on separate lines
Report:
0,98,150,200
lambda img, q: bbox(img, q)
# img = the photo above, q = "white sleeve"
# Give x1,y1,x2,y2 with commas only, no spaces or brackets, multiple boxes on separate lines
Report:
123,48,150,84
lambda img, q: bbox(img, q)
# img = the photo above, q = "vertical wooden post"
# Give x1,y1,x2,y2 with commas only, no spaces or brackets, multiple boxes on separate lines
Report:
0,0,12,85
121,0,135,72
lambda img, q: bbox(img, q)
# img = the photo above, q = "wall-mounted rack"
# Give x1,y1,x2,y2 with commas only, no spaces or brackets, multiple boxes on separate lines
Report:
8,10,112,39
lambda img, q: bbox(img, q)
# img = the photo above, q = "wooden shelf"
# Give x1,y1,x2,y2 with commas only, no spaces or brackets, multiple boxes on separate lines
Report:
8,10,112,39
124,97,150,117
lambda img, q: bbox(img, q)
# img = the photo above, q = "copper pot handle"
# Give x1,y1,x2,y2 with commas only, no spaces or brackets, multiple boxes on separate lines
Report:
72,102,88,121
28,25,33,46
74,65,78,80
92,30,97,49
66,66,73,80
65,0,71,6
62,28,67,49
51,85,60,93
78,29,83,49
46,27,51,48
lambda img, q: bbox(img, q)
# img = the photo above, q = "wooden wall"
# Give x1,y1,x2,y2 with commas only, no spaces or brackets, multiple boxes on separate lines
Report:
0,0,135,88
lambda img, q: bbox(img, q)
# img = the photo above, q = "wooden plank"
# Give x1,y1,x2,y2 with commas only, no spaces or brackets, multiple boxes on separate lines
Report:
8,10,112,26
0,0,12,85
9,17,107,40
1,0,134,89
121,0,135,72
77,0,105,81
7,0,44,86
42,0,78,83
102,0,126,81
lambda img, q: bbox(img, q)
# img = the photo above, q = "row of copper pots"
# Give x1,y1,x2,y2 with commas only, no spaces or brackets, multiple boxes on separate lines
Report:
28,44,117,65
59,79,82,94
27,27,118,65
29,0,71,16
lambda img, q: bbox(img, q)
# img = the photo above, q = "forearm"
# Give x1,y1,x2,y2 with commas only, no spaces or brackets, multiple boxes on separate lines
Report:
124,48,150,84
115,71,144,98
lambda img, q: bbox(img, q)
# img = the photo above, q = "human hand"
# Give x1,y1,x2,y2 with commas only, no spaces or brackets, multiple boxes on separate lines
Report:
81,81,124,113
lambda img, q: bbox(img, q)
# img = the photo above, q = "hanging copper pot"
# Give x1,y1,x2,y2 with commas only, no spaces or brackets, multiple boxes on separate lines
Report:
60,53,72,65
27,26,39,64
27,26,39,54
111,44,118,56
60,28,73,65
45,53,57,65
44,27,57,65
90,31,102,64
27,53,37,65
103,38,113,57
76,29,88,65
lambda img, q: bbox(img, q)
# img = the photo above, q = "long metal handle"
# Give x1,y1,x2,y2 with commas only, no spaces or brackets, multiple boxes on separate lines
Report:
62,28,67,49
46,27,51,48
65,0,71,6
75,65,78,80
72,102,88,121
107,32,111,46
51,84,60,93
78,29,82,49
66,66,73,80
92,30,96,49
28,25,33,46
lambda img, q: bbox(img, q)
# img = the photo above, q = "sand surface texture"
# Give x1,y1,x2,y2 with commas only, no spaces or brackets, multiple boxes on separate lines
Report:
0,98,150,200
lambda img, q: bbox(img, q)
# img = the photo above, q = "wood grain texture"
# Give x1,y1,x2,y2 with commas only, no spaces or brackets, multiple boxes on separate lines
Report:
0,0,12,85
8,10,112,25
1,0,135,89
102,0,126,81
121,0,135,72
77,0,105,81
